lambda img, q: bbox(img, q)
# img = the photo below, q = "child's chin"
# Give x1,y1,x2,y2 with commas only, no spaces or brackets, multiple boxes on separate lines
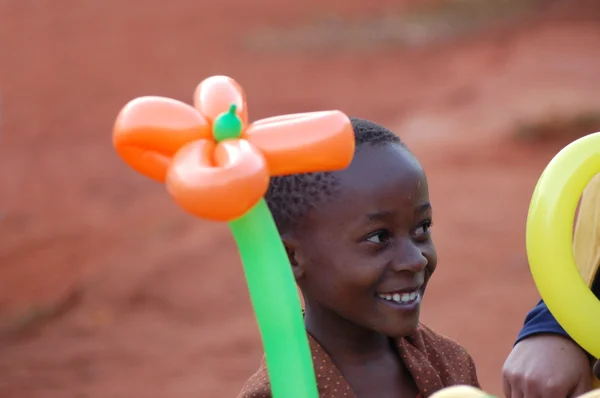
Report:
384,318,420,339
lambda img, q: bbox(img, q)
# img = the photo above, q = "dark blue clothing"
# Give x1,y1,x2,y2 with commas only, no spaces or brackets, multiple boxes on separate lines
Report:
516,273,599,349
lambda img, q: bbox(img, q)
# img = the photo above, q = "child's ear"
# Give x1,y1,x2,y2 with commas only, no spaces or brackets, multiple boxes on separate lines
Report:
281,233,305,280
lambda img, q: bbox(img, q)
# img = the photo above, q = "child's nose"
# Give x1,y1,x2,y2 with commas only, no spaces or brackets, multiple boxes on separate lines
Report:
390,241,427,272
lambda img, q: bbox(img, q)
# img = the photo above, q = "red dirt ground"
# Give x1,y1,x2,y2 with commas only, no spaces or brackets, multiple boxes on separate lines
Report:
2,0,600,397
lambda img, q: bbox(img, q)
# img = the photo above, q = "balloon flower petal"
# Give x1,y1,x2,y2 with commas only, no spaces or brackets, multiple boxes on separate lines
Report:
166,139,270,222
113,96,211,182
245,110,354,176
194,75,248,126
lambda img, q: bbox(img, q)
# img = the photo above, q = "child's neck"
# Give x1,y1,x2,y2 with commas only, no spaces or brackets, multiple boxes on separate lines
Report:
304,303,419,398
304,303,394,363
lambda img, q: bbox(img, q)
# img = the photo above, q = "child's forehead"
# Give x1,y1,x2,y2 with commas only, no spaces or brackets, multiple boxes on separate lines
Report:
336,144,424,186
310,146,429,220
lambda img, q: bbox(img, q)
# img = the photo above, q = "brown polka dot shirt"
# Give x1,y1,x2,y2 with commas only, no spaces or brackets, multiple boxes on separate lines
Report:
237,323,479,398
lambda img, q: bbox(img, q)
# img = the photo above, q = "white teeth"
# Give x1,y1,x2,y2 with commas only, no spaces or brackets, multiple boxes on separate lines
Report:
378,291,419,304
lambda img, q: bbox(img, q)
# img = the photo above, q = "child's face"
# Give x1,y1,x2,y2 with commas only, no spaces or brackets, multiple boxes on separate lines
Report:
292,143,436,338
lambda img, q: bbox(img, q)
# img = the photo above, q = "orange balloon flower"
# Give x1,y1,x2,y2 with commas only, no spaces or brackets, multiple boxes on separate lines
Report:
113,75,355,221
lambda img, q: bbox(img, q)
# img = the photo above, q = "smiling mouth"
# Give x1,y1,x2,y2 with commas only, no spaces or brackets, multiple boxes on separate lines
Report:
377,290,421,305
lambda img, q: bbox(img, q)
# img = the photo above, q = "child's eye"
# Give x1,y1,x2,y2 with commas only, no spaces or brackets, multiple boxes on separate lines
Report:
413,221,432,237
365,230,392,244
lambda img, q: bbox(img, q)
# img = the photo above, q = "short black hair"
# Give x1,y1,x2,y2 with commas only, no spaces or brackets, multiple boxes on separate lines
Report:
265,117,404,233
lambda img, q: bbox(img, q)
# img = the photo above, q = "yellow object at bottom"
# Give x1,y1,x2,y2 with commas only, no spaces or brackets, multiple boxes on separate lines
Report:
430,385,600,398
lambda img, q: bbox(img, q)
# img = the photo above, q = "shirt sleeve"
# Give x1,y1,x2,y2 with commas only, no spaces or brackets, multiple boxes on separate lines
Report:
516,271,600,346
514,299,569,345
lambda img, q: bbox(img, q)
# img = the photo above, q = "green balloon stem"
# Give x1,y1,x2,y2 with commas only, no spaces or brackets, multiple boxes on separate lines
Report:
228,199,319,398
213,104,243,142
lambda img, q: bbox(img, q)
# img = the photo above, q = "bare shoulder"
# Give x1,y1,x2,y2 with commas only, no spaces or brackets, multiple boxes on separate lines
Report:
414,323,480,387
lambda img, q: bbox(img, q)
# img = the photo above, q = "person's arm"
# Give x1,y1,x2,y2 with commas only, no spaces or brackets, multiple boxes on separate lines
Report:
518,297,597,361
503,274,599,398
503,299,593,398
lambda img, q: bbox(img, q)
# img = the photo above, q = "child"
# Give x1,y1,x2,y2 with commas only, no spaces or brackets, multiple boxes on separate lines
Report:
503,173,600,398
238,118,480,398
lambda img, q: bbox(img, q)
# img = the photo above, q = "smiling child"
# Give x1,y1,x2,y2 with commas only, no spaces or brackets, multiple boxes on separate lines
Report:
238,118,480,398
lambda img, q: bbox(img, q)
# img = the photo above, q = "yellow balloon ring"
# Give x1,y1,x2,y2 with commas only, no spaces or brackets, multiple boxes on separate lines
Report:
526,131,600,359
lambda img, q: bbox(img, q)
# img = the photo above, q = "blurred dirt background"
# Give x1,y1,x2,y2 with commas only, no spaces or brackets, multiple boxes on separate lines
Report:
1,0,600,396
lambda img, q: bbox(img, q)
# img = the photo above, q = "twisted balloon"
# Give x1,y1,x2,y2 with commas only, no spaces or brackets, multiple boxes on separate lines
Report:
113,75,355,398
